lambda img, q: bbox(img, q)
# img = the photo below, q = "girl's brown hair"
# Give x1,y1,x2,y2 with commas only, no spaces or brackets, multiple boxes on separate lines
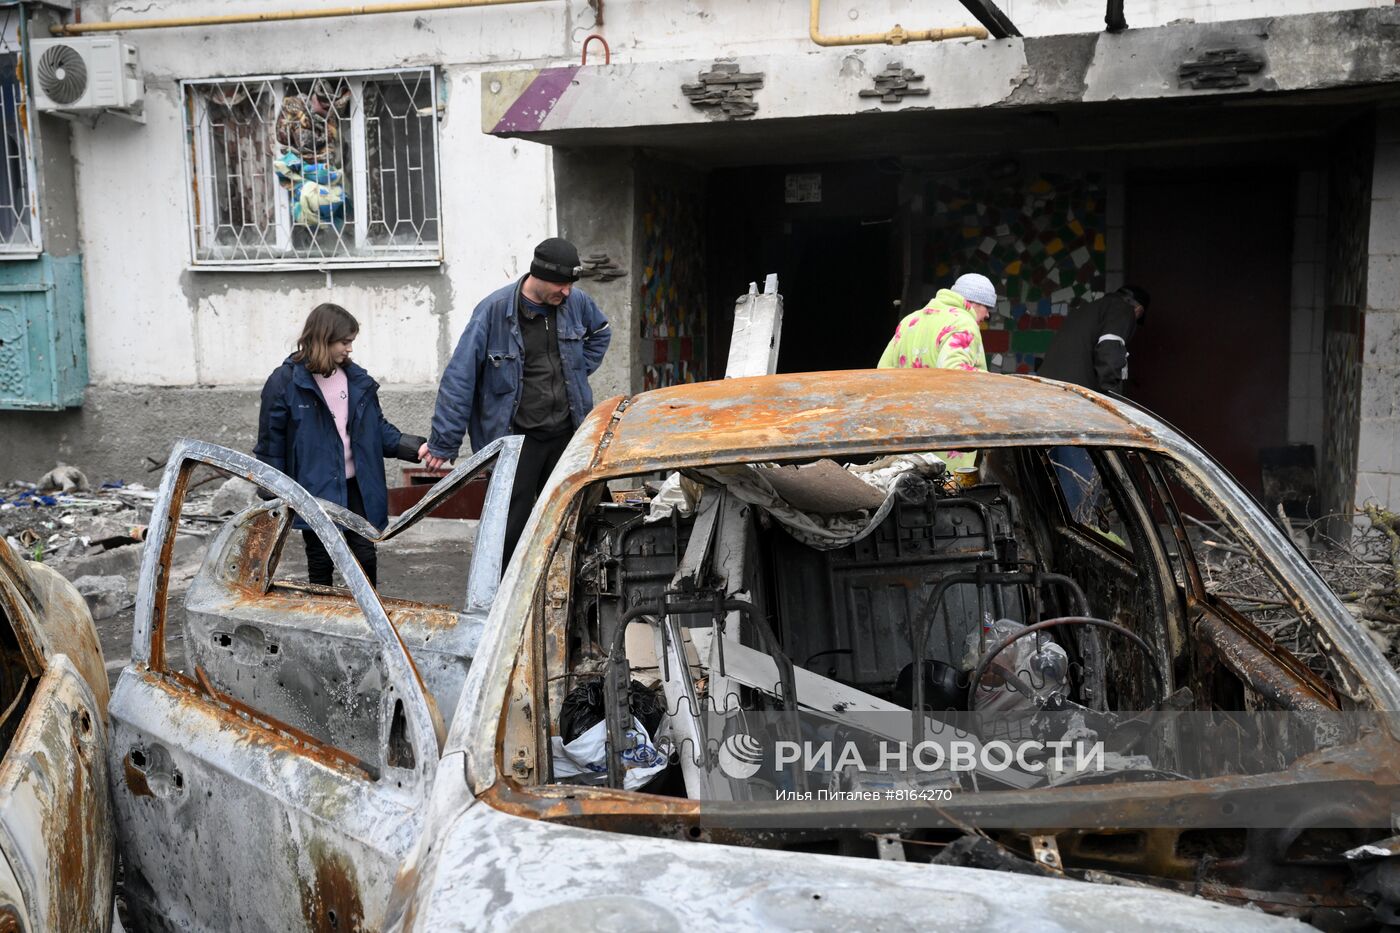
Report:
292,303,358,376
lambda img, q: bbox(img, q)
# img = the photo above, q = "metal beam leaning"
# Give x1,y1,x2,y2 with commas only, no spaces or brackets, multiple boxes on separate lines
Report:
957,0,1022,39
1105,0,1128,33
725,274,784,379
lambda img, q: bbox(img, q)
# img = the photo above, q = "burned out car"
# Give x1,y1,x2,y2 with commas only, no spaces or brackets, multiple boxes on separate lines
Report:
386,369,1400,930
0,534,113,932
113,370,1400,931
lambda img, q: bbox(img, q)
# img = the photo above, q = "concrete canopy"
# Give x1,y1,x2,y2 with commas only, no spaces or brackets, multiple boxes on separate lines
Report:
482,8,1400,165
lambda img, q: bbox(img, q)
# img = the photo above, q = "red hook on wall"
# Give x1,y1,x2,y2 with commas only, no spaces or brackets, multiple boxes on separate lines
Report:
581,33,611,66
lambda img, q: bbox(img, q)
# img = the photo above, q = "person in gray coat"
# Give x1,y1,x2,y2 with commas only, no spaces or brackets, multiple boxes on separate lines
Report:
1038,285,1150,395
1037,286,1150,520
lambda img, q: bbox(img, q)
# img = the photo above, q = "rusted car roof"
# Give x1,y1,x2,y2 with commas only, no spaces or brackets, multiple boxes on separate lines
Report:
591,369,1158,474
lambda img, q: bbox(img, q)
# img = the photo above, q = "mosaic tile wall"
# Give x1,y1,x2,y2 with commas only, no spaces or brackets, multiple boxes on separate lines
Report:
639,185,707,390
923,173,1107,373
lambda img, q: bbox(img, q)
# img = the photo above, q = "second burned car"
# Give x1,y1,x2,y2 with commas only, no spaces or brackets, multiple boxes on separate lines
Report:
111,369,1400,931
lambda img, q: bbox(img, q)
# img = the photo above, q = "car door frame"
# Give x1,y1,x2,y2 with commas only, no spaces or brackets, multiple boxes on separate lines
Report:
110,438,522,931
178,437,522,767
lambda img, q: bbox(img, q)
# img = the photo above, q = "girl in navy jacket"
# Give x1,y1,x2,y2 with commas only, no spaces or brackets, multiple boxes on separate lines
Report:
254,303,425,587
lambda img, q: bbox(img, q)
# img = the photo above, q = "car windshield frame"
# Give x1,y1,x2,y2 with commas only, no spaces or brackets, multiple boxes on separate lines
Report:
476,433,1400,813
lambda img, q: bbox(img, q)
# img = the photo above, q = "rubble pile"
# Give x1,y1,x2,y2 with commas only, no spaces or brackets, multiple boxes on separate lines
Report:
0,466,254,619
1195,509,1400,674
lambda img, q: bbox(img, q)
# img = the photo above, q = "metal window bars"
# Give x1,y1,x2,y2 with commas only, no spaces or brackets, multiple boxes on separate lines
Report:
183,68,441,267
0,53,39,255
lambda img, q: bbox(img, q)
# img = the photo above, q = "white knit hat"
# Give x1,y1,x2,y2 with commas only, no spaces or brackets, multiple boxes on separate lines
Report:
952,273,997,308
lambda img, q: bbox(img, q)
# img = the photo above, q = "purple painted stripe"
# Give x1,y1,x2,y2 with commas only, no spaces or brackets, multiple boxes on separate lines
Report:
493,66,581,134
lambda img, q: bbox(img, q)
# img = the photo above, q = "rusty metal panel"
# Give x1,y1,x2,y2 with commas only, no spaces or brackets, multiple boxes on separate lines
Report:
109,671,419,933
176,436,520,765
182,504,479,768
0,654,112,933
592,370,1157,475
130,440,442,759
21,563,109,710
109,437,525,930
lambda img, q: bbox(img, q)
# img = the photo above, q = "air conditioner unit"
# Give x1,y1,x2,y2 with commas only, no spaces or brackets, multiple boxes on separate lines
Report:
30,37,143,117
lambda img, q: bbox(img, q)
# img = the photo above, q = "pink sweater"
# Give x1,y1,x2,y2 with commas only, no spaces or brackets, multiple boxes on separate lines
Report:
314,368,355,479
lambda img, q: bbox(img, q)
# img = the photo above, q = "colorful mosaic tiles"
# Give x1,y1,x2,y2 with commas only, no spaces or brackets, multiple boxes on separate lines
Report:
640,185,707,390
924,173,1106,373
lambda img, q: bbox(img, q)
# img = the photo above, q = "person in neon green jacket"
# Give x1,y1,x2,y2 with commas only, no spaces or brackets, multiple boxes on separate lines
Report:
877,273,998,469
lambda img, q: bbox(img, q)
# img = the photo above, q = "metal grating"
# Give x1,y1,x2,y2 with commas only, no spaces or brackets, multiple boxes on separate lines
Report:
183,68,441,267
0,52,39,255
0,304,25,395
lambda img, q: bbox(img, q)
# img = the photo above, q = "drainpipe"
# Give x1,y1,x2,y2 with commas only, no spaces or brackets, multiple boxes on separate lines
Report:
809,0,988,46
52,0,553,36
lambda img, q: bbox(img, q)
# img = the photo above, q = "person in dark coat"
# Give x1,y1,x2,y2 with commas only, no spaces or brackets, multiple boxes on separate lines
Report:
1037,286,1150,520
1038,285,1150,395
421,237,611,564
254,302,426,587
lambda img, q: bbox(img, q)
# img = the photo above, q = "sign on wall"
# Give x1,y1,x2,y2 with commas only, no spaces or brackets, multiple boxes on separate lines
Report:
784,173,822,204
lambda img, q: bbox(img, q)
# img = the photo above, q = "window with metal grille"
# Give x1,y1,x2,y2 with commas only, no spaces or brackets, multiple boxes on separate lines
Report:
0,51,39,256
183,68,441,268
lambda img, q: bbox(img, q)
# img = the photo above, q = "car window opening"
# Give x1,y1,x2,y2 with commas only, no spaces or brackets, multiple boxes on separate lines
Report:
532,443,1371,880
0,599,32,759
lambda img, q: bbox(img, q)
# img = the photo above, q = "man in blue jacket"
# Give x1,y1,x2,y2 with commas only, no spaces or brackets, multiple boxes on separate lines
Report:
422,237,611,562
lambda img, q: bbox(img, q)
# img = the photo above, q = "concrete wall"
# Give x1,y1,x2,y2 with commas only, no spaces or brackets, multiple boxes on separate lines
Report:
569,0,1383,57
1355,110,1400,514
553,147,639,398
0,0,1388,483
1321,119,1371,530
2,384,436,487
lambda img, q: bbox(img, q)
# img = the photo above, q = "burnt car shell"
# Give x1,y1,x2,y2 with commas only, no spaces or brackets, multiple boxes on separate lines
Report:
386,370,1400,929
0,535,114,933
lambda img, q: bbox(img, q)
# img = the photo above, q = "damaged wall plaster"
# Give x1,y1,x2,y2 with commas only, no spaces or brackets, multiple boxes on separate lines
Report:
1,0,1391,485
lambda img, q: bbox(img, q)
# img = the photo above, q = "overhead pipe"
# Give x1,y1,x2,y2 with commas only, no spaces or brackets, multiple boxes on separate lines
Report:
809,0,988,47
52,0,554,36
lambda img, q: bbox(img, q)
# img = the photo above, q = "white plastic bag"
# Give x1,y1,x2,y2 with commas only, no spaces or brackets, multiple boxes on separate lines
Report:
962,618,1069,713
550,716,669,790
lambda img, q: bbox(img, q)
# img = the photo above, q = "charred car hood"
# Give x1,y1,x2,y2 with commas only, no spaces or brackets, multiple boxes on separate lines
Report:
395,773,1303,931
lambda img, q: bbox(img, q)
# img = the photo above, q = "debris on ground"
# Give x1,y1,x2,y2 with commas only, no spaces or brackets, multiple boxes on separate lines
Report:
73,574,133,621
37,462,90,494
1193,506,1400,675
0,467,228,578
210,476,261,516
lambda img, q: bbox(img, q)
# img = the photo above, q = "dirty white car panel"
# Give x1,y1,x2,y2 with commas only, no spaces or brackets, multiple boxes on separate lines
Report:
393,769,1305,932
182,439,517,769
387,370,1400,930
112,371,1400,930
109,438,518,932
0,535,113,933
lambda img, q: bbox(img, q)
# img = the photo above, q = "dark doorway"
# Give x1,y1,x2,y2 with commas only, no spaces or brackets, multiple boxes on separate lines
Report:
1125,169,1294,495
705,162,902,375
772,217,899,372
